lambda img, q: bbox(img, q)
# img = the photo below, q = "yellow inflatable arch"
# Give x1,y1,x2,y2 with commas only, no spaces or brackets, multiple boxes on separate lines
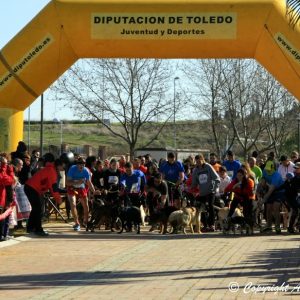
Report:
0,0,300,152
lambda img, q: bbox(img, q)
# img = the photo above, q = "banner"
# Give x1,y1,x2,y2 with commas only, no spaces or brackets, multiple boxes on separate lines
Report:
92,13,237,40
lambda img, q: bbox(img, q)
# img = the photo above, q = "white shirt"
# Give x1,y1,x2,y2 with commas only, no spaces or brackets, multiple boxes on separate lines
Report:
277,162,295,180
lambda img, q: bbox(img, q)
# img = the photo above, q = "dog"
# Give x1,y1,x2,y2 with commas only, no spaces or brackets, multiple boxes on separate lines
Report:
118,206,142,234
168,203,205,234
86,199,118,232
182,207,202,234
149,206,177,234
140,204,146,226
213,205,243,232
253,198,264,229
223,215,251,235
280,203,290,230
168,209,191,234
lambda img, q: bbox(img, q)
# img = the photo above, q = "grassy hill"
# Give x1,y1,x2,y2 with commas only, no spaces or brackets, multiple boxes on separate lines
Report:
23,120,213,157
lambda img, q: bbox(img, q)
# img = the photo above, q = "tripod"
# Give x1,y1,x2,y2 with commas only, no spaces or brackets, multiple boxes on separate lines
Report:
43,193,69,224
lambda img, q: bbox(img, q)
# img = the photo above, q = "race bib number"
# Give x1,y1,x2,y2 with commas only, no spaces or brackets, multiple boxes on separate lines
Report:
108,176,119,184
199,174,208,184
227,171,234,178
131,183,139,193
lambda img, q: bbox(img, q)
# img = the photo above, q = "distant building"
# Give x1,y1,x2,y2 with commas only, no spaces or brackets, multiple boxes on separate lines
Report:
134,147,210,162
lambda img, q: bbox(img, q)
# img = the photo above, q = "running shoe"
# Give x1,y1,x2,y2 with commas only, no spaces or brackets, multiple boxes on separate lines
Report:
275,227,281,234
261,227,272,233
73,224,81,231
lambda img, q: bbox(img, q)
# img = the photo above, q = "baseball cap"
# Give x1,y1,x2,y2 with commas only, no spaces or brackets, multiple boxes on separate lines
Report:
264,161,275,172
294,162,300,169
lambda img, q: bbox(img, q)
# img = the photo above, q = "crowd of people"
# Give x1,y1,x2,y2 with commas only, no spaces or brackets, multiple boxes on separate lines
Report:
1,140,300,240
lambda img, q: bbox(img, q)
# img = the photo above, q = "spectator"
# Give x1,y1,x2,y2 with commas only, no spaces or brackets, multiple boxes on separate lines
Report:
0,155,15,241
24,153,62,236
30,150,40,175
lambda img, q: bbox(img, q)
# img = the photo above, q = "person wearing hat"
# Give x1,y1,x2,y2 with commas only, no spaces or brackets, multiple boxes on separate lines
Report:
261,160,285,234
278,155,295,181
66,157,99,231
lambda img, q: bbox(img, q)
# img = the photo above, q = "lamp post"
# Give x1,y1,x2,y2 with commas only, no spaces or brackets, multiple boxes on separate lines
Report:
40,93,44,156
173,76,179,150
53,118,63,154
28,106,31,152
222,125,229,159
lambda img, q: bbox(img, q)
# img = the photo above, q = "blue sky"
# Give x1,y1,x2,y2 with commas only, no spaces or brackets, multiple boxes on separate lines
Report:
0,0,74,120
0,1,187,122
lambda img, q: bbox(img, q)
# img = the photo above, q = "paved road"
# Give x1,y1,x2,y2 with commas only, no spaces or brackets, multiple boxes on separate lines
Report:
1,223,300,300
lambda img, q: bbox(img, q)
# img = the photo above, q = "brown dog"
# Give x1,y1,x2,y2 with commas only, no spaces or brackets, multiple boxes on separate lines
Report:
214,205,243,232
168,206,202,234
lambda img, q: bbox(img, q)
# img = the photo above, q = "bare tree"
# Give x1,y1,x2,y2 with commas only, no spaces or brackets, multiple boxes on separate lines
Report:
219,60,295,159
51,59,173,157
286,0,300,28
183,59,296,159
183,59,228,157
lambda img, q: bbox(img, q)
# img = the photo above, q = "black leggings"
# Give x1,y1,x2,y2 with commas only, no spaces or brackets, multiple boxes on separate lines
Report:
229,198,253,227
197,194,215,227
24,185,43,232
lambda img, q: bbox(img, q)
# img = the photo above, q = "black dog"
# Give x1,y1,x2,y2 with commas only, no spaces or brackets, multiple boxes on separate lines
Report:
149,206,177,234
118,206,142,234
87,200,118,232
223,216,251,235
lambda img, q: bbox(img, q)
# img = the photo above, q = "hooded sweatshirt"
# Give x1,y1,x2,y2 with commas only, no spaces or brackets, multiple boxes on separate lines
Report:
191,163,220,196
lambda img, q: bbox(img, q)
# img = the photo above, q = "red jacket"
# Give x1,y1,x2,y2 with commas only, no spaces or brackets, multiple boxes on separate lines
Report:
26,162,61,202
224,178,255,201
0,164,15,207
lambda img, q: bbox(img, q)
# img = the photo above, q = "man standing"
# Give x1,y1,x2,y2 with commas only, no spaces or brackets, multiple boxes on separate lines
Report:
159,152,185,208
209,153,221,173
223,150,241,179
261,160,285,234
67,157,98,231
191,154,220,232
248,157,263,184
133,158,148,175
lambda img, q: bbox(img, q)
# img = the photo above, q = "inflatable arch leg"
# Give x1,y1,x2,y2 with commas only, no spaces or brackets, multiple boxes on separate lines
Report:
0,109,23,154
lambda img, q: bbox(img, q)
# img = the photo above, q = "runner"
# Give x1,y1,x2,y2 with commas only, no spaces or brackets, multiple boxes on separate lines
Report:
66,157,99,231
